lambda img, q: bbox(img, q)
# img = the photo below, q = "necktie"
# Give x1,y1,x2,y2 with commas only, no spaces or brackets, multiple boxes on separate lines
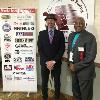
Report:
49,30,54,44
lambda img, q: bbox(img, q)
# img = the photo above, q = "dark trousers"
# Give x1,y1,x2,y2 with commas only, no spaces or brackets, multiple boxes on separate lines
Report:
41,65,61,100
72,73,93,100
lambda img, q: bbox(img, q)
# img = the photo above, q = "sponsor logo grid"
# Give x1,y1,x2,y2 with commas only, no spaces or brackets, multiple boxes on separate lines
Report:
0,8,37,90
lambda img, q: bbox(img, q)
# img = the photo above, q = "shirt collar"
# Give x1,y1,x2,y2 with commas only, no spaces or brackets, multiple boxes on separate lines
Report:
48,28,54,32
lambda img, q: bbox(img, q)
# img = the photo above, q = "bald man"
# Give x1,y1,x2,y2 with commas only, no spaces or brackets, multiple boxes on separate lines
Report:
68,17,97,100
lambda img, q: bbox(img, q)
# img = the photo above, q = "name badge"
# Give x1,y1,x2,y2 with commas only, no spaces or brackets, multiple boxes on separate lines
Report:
69,52,73,62
78,47,84,51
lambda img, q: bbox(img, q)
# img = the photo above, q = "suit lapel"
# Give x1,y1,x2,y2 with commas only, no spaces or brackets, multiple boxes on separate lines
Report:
44,30,50,44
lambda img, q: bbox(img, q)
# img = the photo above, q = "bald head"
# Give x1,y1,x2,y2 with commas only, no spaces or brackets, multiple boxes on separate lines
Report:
74,17,85,32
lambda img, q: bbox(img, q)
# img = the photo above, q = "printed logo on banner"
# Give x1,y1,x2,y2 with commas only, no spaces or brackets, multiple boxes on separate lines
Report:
0,8,18,13
4,65,12,71
16,15,32,20
15,38,34,43
25,57,34,63
2,23,11,32
14,22,34,25
13,72,26,75
4,53,11,59
13,57,22,63
15,49,33,54
20,50,33,54
26,65,34,71
5,43,11,51
16,32,33,36
23,22,34,25
4,34,11,42
15,50,20,54
5,60,10,62
23,77,34,81
16,32,23,36
5,75,12,80
14,27,34,30
4,52,11,62
15,44,33,48
1,15,11,19
14,65,24,70
14,76,22,80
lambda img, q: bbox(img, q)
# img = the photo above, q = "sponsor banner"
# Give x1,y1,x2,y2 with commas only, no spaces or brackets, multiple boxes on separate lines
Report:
0,8,37,92
39,0,94,58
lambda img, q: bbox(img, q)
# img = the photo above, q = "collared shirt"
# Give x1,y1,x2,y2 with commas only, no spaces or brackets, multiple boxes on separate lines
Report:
48,28,54,36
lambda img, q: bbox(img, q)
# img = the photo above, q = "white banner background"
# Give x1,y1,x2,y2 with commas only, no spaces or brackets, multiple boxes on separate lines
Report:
39,0,94,31
39,0,94,58
0,8,37,92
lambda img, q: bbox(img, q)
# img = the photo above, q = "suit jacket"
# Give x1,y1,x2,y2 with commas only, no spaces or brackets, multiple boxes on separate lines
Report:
37,29,65,67
68,30,97,80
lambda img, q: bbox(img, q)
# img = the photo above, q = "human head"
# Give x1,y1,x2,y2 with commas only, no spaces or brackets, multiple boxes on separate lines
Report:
45,14,57,28
74,17,85,32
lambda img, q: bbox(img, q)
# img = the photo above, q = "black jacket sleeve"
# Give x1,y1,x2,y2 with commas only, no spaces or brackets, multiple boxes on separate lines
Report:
37,32,47,62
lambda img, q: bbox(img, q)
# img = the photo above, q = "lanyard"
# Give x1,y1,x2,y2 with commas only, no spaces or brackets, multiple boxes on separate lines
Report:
71,33,80,49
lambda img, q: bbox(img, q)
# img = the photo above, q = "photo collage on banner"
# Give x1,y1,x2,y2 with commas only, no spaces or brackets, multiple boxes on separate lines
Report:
39,0,94,58
0,8,37,92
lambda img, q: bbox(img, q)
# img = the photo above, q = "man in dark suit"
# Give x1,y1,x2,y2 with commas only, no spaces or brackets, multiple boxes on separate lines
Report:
37,14,65,100
68,17,97,100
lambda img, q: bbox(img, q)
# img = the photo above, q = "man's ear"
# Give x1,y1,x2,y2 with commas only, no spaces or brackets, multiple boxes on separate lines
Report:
84,23,87,29
85,23,87,27
45,23,47,27
45,23,48,29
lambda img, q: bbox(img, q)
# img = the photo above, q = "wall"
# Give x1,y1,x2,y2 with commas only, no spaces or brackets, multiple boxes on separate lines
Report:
94,0,100,63
0,0,38,8
93,67,100,100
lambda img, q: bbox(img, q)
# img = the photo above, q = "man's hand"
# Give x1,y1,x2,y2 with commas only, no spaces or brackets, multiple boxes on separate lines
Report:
69,63,75,72
46,60,56,70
